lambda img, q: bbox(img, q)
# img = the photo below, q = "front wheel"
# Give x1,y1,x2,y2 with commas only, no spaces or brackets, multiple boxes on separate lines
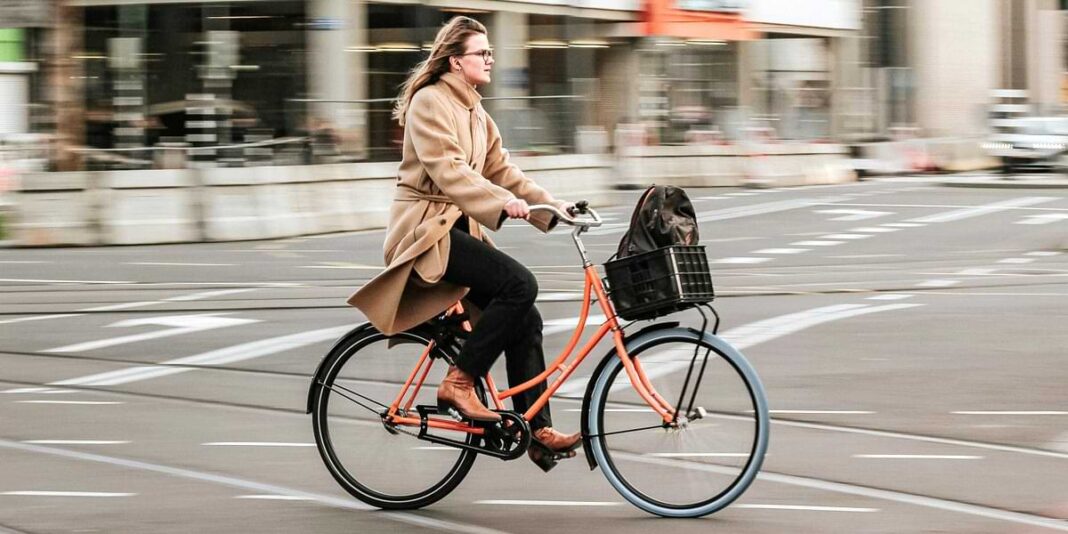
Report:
587,329,769,517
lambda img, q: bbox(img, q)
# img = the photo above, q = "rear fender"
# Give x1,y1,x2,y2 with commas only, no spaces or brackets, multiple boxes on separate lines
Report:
305,322,377,414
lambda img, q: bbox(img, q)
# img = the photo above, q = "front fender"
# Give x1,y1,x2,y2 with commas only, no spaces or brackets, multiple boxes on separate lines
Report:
579,321,677,470
579,324,763,471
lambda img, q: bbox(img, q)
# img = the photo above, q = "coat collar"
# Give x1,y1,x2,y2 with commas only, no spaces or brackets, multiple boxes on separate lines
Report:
438,72,482,110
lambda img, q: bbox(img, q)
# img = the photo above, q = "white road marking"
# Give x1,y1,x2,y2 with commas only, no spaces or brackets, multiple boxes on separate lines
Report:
0,260,50,264
821,234,871,240
882,222,925,228
4,387,53,394
1015,213,1068,225
1,491,135,497
909,196,1058,223
236,495,314,501
769,410,874,415
164,288,258,301
51,325,352,387
866,294,914,301
0,289,263,325
203,442,315,447
299,263,384,270
536,292,585,302
850,227,899,233
735,504,878,513
815,209,892,221
559,303,921,396
22,440,129,445
619,453,1068,531
81,302,159,312
791,240,843,247
952,411,1067,415
1025,251,1061,257
915,279,960,288
590,197,849,236
696,196,728,200
853,454,982,460
411,446,457,451
712,257,772,264
752,248,808,255
0,278,133,284
955,268,998,276
16,400,123,405
997,258,1034,264
45,314,259,353
543,314,607,337
564,408,652,412
128,262,235,267
647,452,751,458
0,439,507,534
475,500,622,507
0,314,82,325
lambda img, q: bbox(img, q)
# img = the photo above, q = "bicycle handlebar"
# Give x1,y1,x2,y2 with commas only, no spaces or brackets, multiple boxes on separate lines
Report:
528,203,603,228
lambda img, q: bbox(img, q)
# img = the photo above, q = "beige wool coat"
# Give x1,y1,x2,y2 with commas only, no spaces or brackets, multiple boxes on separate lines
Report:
348,72,567,335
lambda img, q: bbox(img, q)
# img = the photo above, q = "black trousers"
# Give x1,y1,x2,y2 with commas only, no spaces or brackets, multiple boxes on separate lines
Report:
440,226,552,431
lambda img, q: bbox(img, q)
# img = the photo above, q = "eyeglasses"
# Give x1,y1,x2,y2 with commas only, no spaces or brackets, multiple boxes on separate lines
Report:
458,49,493,62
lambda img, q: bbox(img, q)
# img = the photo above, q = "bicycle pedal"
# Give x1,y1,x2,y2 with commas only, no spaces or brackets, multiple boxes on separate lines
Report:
443,407,463,422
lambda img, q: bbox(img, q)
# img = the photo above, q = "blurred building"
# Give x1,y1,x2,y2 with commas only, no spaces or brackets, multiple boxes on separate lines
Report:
862,0,1068,138
7,0,1065,170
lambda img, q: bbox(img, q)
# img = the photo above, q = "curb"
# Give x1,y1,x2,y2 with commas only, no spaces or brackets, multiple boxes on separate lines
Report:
939,178,1068,189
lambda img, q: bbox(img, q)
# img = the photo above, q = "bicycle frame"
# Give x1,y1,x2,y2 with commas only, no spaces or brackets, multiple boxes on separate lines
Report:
383,213,679,438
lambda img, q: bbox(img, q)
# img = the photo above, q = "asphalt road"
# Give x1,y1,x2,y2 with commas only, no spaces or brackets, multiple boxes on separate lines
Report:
1,177,1066,533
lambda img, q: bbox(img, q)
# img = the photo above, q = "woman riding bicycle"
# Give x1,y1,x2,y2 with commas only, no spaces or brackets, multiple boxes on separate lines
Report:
348,16,581,467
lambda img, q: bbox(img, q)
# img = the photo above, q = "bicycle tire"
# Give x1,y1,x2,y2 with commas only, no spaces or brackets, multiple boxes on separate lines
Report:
586,328,769,517
311,326,480,510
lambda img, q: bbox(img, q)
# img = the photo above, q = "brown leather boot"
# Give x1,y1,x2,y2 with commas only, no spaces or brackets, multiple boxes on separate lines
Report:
436,366,501,422
528,427,582,472
533,427,582,453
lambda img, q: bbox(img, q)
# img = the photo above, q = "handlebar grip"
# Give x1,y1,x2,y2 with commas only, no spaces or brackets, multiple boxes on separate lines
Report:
568,200,590,216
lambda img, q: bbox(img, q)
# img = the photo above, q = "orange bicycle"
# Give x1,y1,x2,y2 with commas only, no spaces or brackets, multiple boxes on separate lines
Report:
307,204,769,518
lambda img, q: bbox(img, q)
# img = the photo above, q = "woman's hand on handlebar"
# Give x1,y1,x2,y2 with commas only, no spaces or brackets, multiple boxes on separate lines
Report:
504,198,530,219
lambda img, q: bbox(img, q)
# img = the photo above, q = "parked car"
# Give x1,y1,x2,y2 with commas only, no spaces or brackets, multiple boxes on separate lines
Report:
984,116,1068,173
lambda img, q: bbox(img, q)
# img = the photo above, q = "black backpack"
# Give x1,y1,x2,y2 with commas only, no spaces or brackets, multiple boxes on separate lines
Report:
616,185,699,258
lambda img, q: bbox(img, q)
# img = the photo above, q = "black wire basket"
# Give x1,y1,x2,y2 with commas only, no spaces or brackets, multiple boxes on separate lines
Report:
604,245,715,321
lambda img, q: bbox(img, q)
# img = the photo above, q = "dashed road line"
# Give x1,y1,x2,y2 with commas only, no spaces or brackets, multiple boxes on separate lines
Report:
0,439,510,534
1,491,135,498
475,500,621,507
952,411,1067,416
752,248,809,255
734,504,878,513
50,325,352,387
203,442,315,447
791,240,843,247
22,440,129,445
821,234,872,240
866,294,914,301
853,454,982,460
915,280,960,288
909,196,1058,223
16,400,123,405
997,258,1034,264
712,257,773,264
620,453,1068,531
850,227,900,233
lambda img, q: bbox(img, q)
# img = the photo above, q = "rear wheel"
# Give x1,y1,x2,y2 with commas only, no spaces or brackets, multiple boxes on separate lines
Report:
587,330,769,517
311,328,480,509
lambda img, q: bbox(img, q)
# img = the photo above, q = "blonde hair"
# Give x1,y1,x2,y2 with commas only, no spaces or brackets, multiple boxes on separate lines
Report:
393,16,488,126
